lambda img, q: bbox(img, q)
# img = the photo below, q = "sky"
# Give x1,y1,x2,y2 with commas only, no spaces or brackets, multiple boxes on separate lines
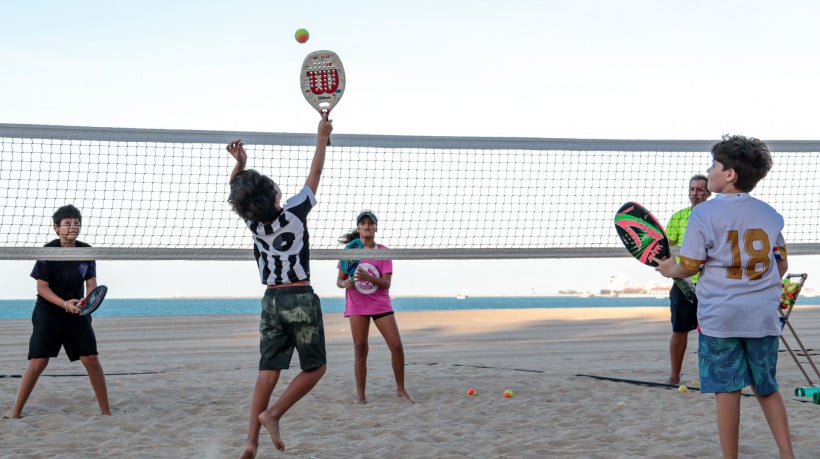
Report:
1,1,820,300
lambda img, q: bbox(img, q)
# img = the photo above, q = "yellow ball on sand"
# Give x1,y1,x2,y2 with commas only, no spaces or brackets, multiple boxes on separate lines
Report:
294,28,309,43
617,401,627,407
503,389,514,398
467,388,477,396
678,385,688,392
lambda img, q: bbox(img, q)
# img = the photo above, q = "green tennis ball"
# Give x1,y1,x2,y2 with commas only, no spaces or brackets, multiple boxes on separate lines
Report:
295,28,309,43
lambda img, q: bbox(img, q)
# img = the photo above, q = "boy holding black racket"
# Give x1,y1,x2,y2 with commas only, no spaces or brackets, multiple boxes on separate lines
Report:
11,204,111,418
654,135,794,458
227,112,332,458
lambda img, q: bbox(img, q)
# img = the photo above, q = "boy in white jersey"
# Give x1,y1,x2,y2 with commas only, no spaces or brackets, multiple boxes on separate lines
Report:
655,135,794,458
227,112,333,459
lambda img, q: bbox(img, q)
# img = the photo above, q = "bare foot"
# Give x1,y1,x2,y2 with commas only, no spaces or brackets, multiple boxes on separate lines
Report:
356,396,367,404
258,411,285,451
239,442,257,459
666,376,680,385
397,390,414,404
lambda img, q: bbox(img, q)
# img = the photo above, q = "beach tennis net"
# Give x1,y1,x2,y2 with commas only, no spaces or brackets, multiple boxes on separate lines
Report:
2,123,819,261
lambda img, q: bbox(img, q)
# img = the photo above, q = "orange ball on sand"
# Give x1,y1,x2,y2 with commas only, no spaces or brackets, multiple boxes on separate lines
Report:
503,389,514,398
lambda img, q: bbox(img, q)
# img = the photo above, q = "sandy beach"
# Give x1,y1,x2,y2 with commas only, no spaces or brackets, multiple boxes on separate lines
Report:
2,306,820,458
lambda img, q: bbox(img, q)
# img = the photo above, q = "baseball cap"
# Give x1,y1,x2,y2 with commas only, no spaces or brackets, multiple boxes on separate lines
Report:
356,210,378,224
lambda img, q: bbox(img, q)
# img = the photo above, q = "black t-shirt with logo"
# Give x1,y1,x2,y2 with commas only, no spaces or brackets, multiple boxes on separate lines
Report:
30,239,96,314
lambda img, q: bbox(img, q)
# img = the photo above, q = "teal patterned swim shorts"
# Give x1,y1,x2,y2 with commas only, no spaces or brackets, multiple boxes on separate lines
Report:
698,334,779,395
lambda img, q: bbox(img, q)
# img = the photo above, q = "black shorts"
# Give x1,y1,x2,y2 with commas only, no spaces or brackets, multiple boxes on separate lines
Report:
28,306,98,361
369,311,394,320
259,286,326,371
670,282,698,332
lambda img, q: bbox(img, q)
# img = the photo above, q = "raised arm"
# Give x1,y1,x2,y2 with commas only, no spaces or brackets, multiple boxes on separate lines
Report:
305,111,333,194
226,139,247,181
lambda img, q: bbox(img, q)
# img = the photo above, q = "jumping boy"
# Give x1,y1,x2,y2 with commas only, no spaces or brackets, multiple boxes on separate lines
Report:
228,112,332,458
655,135,794,458
11,204,111,418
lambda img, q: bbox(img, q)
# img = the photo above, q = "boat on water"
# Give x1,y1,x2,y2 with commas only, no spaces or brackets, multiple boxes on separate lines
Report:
600,286,671,298
456,291,468,300
600,275,671,298
558,290,595,298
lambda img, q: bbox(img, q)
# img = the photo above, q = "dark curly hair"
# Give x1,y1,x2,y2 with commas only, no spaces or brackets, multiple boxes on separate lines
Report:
338,229,360,245
52,204,82,225
228,169,281,222
711,135,772,192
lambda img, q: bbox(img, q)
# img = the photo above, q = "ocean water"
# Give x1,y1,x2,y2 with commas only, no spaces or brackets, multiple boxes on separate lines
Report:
1,295,668,320
3,295,819,320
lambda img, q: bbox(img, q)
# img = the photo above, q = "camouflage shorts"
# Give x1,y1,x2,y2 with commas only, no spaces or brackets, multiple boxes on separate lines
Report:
259,286,326,371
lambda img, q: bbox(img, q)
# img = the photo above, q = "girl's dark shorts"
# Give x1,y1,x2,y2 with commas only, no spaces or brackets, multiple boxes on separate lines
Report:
259,286,326,371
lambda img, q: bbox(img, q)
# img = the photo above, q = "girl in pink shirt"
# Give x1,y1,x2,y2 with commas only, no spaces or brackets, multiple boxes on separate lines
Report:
337,210,412,404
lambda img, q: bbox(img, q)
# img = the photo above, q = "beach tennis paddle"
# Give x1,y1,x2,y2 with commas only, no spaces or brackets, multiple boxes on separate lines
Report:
340,238,363,278
614,202,696,303
301,50,345,145
79,284,107,316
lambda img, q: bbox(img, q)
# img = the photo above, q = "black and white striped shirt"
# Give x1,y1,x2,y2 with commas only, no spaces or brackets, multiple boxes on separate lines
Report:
245,185,315,285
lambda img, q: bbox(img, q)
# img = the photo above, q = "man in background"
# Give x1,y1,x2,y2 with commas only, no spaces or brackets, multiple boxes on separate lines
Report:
665,174,711,385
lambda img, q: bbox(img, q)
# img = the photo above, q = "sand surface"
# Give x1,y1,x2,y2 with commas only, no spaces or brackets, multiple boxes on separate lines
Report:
2,306,820,458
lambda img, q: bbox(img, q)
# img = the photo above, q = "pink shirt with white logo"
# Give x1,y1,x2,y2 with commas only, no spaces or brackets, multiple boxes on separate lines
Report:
341,244,393,317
